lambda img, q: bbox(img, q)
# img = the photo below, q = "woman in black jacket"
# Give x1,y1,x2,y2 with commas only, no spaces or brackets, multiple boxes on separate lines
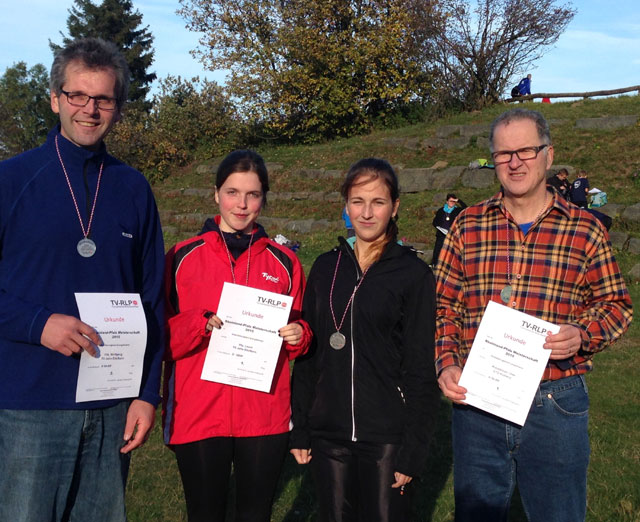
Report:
290,158,440,522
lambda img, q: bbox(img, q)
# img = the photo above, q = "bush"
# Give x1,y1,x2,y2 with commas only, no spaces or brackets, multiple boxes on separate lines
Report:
107,76,239,183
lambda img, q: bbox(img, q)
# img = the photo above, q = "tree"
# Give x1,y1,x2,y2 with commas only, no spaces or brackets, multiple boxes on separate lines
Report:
107,76,239,182
0,62,58,159
424,0,576,110
51,0,156,112
179,0,438,142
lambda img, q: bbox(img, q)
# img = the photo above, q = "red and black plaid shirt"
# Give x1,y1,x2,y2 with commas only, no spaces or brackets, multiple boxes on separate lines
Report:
435,190,632,381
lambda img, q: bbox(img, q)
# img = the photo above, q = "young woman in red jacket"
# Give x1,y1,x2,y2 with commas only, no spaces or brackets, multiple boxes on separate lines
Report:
163,150,312,522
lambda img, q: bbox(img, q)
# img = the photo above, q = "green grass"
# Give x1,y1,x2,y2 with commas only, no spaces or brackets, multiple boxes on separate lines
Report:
127,95,640,520
126,328,640,521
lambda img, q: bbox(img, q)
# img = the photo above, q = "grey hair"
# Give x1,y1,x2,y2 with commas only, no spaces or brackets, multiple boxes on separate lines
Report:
489,109,551,152
50,37,130,110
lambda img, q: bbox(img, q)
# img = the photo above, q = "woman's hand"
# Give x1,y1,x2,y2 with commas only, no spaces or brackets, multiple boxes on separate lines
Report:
290,448,312,464
205,313,223,332
279,322,303,345
391,472,412,489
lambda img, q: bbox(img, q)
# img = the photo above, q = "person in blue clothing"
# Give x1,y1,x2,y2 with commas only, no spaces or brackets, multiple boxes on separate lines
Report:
0,38,164,522
511,74,532,101
570,170,590,208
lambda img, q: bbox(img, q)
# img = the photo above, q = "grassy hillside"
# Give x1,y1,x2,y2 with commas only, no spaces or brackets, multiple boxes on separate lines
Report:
130,96,640,521
154,95,640,272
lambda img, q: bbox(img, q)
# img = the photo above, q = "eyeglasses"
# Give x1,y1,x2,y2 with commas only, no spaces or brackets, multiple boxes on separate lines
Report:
492,144,549,165
59,89,118,111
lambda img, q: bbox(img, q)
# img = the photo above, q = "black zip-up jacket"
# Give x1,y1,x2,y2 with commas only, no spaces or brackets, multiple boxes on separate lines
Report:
290,238,440,477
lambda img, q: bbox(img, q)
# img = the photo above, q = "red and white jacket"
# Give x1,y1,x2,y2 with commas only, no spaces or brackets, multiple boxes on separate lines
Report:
162,218,311,444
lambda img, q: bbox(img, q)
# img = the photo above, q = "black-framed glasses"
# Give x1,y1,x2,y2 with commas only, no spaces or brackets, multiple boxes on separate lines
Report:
59,89,118,111
492,144,549,165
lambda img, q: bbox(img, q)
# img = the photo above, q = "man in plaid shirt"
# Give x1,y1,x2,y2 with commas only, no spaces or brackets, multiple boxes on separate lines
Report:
435,108,632,522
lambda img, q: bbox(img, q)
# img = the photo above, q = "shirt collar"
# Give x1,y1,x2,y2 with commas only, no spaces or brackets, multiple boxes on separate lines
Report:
485,188,572,220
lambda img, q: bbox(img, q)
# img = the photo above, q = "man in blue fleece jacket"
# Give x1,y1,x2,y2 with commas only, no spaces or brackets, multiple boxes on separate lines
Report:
0,38,164,522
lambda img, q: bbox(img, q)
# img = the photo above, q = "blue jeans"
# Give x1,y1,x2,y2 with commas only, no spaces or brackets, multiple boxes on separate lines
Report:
0,401,131,522
452,375,590,522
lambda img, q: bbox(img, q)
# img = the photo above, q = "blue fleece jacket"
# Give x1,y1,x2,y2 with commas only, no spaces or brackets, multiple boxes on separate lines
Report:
0,127,164,410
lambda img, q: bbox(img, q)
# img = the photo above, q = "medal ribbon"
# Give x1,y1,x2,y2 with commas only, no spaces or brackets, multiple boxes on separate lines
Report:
329,251,370,334
55,135,103,239
219,229,254,286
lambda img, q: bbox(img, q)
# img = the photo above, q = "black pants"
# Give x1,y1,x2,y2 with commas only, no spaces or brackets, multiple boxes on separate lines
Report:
173,432,289,522
310,438,412,522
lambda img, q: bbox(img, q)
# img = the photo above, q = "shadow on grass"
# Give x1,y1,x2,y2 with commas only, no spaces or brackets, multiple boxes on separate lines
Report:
275,397,456,522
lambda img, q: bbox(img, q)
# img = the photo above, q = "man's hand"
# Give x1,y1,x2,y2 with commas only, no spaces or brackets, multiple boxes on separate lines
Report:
544,325,583,360
290,448,312,464
120,400,156,454
437,366,467,404
41,313,101,357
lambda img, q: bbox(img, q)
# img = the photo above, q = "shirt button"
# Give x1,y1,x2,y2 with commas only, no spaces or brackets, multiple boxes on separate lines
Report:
547,393,553,399
511,301,517,307
516,274,522,279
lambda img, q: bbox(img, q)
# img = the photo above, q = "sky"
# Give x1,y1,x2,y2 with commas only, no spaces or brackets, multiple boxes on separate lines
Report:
0,0,639,98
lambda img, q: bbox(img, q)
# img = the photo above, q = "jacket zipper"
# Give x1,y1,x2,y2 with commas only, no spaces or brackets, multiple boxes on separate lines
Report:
350,256,361,443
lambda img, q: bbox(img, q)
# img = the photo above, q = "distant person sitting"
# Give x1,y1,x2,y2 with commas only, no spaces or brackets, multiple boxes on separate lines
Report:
511,74,532,101
432,193,466,266
571,170,590,208
548,168,571,199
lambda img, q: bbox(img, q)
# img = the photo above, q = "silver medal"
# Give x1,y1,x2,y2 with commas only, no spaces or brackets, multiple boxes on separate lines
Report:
329,332,346,350
77,238,97,258
500,285,513,304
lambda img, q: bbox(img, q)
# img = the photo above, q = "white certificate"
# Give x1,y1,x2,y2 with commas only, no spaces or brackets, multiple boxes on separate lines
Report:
74,293,148,403
458,300,558,425
201,282,293,393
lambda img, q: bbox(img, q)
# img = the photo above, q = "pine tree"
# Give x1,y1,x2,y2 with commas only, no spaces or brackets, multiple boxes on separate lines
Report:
51,0,156,112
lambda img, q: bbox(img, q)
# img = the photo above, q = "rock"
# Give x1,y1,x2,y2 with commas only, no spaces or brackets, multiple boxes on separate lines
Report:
621,203,640,223
382,137,408,147
183,188,214,197
575,115,638,130
422,136,471,150
430,160,449,169
195,163,217,175
461,168,496,189
282,219,333,233
442,136,472,150
602,203,624,219
608,231,629,251
435,125,462,138
162,189,184,197
434,166,466,189
627,237,640,255
162,225,177,237
460,124,490,137
397,168,433,193
421,137,442,149
398,166,463,193
547,119,569,126
475,136,491,150
173,213,209,226
628,263,640,280
404,137,421,150
265,162,283,172
298,168,325,178
325,192,342,202
324,169,345,179
158,210,176,224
